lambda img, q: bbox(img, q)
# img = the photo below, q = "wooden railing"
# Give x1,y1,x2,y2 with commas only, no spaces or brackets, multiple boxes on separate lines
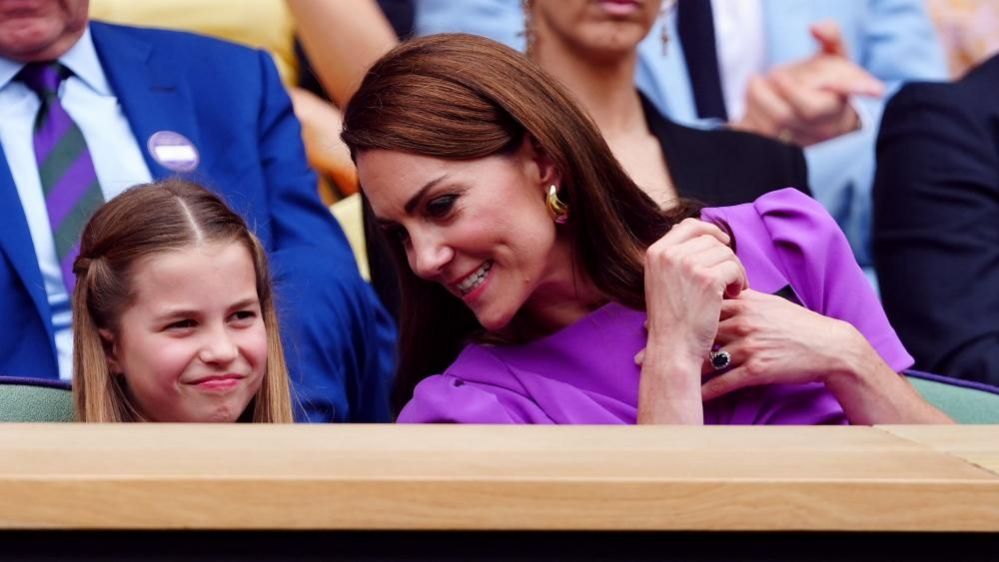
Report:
1,424,997,531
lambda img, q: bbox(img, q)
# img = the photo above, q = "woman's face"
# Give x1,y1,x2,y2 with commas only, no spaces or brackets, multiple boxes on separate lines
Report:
358,140,572,331
531,0,662,58
104,241,267,422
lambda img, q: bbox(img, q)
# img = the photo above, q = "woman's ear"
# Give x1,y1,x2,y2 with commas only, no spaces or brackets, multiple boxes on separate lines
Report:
98,329,122,374
521,134,562,191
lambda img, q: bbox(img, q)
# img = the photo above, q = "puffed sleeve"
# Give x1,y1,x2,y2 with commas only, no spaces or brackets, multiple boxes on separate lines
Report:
753,188,914,372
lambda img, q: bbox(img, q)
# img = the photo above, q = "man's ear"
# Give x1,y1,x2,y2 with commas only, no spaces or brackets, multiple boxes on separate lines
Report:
521,134,562,190
98,329,122,374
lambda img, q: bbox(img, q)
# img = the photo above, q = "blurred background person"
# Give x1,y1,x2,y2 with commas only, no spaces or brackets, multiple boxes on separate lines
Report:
524,0,809,208
873,53,999,387
927,0,999,78
414,0,948,277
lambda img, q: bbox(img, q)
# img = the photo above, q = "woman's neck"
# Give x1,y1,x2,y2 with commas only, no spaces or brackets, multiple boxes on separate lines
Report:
532,38,646,136
508,237,608,341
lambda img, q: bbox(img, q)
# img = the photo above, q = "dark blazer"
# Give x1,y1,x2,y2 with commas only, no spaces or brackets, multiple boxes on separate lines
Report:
641,94,811,206
873,55,999,386
0,22,396,421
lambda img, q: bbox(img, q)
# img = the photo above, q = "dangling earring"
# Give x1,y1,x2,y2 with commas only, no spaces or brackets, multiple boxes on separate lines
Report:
521,0,537,57
660,0,676,56
546,184,569,224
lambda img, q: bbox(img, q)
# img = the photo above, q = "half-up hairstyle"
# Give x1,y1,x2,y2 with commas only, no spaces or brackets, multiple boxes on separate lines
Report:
72,179,293,423
342,33,700,412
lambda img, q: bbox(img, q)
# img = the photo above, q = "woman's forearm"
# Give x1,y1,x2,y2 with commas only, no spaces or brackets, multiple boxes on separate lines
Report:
823,326,953,425
637,345,705,425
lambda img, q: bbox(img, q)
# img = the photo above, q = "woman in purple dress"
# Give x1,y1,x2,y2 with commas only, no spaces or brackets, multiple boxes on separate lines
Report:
342,34,950,425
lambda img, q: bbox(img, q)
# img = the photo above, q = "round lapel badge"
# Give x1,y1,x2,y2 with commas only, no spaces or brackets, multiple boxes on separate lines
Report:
147,131,200,173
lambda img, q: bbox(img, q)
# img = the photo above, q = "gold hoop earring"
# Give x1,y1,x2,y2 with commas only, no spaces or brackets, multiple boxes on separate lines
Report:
546,184,568,224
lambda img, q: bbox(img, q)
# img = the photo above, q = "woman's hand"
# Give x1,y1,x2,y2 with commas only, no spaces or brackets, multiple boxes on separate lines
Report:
637,219,747,424
702,289,953,424
701,289,859,400
643,219,747,360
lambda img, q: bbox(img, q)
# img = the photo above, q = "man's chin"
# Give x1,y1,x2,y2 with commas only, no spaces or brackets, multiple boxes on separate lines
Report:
0,24,84,61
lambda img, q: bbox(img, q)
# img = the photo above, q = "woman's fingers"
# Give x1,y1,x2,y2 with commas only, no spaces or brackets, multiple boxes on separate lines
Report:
714,259,748,298
700,344,742,375
646,228,745,298
658,218,731,247
702,365,763,402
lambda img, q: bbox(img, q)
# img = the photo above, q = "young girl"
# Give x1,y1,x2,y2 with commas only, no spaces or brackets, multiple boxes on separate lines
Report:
72,179,293,422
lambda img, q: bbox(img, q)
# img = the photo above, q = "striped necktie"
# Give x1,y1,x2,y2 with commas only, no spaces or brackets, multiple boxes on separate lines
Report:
19,61,104,293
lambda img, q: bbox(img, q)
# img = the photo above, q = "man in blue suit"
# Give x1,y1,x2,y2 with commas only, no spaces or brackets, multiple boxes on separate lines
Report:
0,0,396,422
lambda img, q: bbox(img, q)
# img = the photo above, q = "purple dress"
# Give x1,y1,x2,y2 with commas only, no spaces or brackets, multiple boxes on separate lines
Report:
398,189,914,424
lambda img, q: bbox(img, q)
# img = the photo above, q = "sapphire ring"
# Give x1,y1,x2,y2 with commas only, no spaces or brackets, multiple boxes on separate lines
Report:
709,350,732,371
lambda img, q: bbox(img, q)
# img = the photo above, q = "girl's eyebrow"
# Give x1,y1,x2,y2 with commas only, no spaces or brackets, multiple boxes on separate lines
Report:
153,308,199,322
228,297,260,310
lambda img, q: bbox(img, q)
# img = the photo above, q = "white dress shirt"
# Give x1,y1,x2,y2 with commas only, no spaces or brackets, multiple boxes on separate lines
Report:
712,0,766,122
0,26,152,380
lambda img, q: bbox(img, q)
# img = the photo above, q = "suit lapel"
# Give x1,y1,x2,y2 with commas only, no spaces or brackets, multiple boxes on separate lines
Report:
0,146,55,346
642,94,724,203
89,22,202,181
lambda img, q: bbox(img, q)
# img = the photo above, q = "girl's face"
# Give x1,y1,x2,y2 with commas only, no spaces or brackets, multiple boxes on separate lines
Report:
104,241,267,422
358,140,581,332
531,0,662,58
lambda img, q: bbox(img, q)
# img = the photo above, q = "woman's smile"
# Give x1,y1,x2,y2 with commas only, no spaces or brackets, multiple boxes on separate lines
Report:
454,260,494,298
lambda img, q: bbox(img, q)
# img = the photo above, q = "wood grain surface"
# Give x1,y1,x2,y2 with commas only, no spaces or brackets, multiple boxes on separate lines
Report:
1,424,996,531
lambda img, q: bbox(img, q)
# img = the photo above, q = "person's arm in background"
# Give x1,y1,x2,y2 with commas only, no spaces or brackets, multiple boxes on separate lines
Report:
873,75,999,387
253,49,396,422
735,0,947,268
286,0,398,107
801,0,947,268
639,0,947,268
287,87,358,197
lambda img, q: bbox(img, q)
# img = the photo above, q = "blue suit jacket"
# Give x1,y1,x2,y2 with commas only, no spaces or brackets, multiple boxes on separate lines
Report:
0,22,396,422
414,0,948,266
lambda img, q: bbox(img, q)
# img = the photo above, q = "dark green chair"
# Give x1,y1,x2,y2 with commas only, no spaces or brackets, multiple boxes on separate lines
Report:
905,370,999,424
0,376,74,422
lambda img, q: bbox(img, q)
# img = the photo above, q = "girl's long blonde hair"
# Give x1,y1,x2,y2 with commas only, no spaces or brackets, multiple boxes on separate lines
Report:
72,179,293,423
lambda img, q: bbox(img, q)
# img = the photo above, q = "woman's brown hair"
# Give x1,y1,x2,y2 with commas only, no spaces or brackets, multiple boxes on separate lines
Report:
342,33,699,413
72,179,293,423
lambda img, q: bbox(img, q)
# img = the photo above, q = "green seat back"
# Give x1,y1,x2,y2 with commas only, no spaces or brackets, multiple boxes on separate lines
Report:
906,372,999,424
0,378,74,422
